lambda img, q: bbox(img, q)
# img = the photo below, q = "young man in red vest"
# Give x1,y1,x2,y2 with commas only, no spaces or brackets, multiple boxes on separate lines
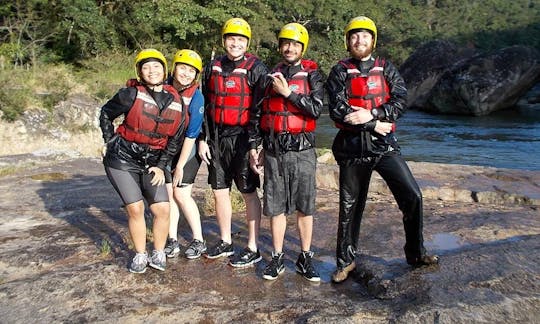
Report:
249,23,324,281
199,18,268,268
326,16,439,283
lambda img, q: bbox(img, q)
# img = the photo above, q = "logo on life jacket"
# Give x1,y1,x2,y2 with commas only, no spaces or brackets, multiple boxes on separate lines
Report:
261,60,317,134
334,57,393,132
207,54,257,126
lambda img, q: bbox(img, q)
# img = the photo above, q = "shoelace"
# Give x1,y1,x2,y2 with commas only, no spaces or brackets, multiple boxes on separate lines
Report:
187,241,203,252
133,253,147,264
301,253,318,274
269,254,283,268
152,251,165,263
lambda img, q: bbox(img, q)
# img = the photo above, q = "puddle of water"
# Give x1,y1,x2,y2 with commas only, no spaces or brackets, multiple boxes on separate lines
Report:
425,233,465,251
317,255,336,283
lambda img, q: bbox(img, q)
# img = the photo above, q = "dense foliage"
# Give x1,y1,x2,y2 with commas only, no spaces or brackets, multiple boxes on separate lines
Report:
2,0,539,68
0,0,539,120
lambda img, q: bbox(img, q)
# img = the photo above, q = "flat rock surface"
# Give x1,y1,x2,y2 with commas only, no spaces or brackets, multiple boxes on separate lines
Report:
0,153,538,323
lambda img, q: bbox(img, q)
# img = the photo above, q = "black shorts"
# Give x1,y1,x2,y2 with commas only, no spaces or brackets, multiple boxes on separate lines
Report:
263,148,317,216
104,166,169,205
165,146,202,187
207,133,259,193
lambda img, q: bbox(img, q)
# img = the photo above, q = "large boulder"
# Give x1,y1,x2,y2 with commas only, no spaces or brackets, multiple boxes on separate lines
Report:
424,45,540,116
400,40,477,108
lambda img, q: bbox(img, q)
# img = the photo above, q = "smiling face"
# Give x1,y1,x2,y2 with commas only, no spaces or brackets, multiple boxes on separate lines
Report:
224,34,248,61
139,60,165,86
173,63,197,87
279,39,303,65
347,30,374,60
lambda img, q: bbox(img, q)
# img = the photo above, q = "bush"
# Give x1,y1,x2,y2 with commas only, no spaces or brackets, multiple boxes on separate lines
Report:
0,64,76,121
0,57,132,122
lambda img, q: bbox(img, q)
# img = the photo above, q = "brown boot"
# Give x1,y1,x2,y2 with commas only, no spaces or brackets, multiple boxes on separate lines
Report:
407,254,439,268
331,262,356,283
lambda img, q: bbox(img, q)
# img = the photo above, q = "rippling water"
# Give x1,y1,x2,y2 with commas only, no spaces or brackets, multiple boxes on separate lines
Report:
315,107,540,171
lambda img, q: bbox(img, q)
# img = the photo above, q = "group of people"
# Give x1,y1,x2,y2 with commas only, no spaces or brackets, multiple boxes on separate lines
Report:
99,16,439,284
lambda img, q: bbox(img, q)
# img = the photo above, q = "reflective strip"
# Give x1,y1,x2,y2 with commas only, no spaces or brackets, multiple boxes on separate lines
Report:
346,68,361,74
168,101,183,112
371,67,384,72
295,71,309,77
136,91,155,104
233,68,248,74
212,66,222,72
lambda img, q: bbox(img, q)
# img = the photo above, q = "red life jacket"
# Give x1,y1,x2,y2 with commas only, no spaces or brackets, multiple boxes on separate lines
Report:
179,83,198,112
116,85,186,150
207,54,257,126
261,60,317,134
335,57,394,131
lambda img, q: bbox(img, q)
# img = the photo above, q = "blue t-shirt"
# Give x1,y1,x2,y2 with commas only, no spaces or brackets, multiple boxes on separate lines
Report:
185,89,204,139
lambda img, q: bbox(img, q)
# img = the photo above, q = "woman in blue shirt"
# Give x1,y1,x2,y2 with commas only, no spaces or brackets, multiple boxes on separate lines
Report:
164,49,208,259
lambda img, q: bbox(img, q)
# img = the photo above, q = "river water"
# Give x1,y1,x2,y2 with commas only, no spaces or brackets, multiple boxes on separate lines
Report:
315,106,540,171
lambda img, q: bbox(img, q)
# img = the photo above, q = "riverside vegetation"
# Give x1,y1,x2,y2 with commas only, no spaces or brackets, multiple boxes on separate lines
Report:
1,0,539,123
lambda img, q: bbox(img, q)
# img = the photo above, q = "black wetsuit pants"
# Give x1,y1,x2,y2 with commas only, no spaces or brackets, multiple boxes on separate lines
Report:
336,152,426,268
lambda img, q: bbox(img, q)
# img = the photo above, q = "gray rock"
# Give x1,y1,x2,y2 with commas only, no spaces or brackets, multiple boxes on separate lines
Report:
52,93,100,131
0,155,538,323
400,40,477,108
424,46,540,116
401,41,540,116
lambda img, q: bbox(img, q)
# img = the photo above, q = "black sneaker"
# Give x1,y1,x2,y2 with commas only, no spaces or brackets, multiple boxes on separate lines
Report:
229,247,262,268
184,239,207,259
295,251,320,282
205,240,234,259
164,238,180,258
129,252,148,274
262,252,285,280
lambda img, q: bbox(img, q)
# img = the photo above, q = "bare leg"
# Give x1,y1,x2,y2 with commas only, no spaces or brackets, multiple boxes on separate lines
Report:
243,191,261,251
297,211,313,252
149,201,170,251
270,213,286,253
174,184,203,241
214,188,232,244
125,200,147,253
166,183,180,241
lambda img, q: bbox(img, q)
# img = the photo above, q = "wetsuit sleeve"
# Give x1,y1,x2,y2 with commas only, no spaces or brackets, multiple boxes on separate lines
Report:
377,60,407,122
287,69,324,119
199,62,214,141
247,61,270,150
99,87,137,143
326,63,375,131
185,89,205,138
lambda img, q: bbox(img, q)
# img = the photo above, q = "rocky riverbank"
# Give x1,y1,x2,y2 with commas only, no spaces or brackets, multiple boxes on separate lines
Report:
0,150,538,323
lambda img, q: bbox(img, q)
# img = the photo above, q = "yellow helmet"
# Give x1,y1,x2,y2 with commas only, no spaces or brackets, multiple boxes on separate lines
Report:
171,49,203,74
344,16,377,50
134,48,168,82
278,23,309,56
222,17,251,48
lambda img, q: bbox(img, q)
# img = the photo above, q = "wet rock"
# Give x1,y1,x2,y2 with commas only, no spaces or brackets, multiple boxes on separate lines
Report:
317,160,540,206
0,155,538,322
